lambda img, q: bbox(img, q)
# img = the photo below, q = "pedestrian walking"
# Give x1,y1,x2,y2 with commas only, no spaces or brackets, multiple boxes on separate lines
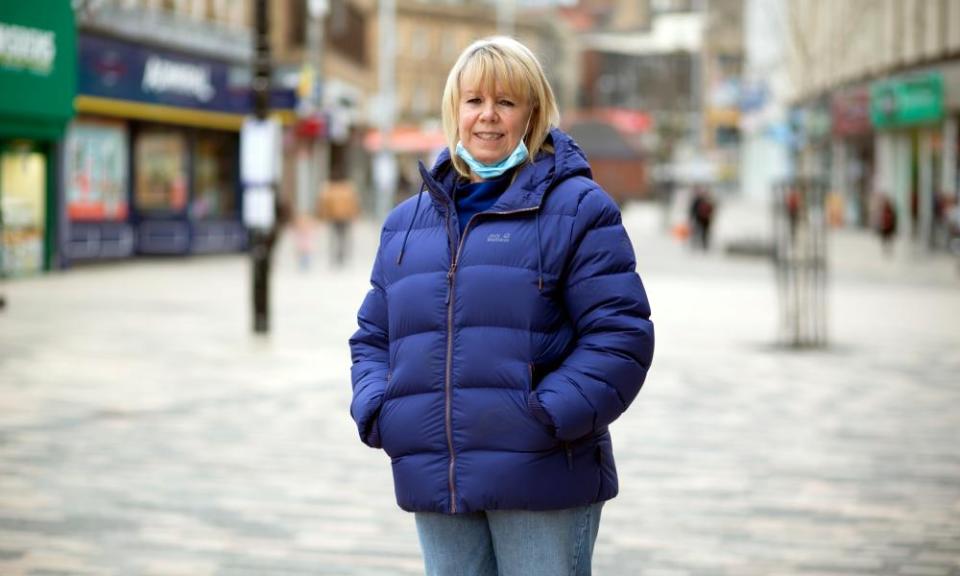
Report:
689,185,715,251
349,36,654,576
877,194,897,257
320,178,359,266
785,186,802,242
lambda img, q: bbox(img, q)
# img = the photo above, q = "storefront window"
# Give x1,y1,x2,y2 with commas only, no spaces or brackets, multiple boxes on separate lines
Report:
134,129,187,214
66,120,129,221
0,142,46,275
192,131,237,220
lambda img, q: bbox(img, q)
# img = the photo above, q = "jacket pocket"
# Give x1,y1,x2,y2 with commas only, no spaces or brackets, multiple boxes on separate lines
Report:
525,364,557,439
562,442,574,471
530,356,564,390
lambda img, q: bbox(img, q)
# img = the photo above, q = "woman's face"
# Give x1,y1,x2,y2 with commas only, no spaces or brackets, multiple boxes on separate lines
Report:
457,81,532,167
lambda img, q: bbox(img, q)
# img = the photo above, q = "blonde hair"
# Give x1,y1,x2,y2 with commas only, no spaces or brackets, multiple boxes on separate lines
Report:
441,36,560,178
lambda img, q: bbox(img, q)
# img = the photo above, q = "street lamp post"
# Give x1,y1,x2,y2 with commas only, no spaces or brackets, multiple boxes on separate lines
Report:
250,0,274,334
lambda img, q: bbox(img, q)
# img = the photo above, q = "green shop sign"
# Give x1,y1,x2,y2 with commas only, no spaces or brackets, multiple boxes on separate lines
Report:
870,73,944,129
0,3,76,140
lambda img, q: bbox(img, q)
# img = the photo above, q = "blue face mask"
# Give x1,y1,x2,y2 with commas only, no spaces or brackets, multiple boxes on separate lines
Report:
455,139,529,180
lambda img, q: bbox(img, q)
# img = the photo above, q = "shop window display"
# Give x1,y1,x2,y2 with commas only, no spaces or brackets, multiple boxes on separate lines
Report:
134,129,188,214
66,120,128,221
192,132,237,220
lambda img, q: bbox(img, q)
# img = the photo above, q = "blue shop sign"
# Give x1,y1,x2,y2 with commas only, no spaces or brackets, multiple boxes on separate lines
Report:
78,34,294,114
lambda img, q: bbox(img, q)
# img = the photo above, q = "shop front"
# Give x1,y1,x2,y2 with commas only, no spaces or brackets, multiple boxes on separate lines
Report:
870,72,945,249
0,4,76,275
69,32,293,260
831,87,873,228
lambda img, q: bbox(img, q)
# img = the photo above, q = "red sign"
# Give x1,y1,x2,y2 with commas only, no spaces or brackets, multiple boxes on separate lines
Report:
364,126,447,153
832,89,871,137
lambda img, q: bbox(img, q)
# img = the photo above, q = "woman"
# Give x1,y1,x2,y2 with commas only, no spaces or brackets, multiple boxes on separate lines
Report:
350,36,654,575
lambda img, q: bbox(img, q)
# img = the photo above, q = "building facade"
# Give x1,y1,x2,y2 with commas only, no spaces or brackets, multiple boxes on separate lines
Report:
788,0,960,247
67,0,301,263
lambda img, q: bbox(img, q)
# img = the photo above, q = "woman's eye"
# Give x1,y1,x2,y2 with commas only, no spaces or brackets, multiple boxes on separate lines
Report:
499,100,514,107
466,98,481,104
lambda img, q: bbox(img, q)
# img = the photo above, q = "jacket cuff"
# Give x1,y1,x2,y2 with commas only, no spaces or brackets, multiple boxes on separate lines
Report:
527,391,556,435
363,417,382,448
360,407,383,449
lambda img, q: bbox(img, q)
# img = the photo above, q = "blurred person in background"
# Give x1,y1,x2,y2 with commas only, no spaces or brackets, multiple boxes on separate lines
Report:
349,36,654,576
875,194,897,257
689,184,715,251
943,195,960,256
785,186,802,242
320,178,359,266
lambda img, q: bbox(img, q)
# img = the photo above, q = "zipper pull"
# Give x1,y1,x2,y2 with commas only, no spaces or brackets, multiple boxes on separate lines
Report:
445,268,454,305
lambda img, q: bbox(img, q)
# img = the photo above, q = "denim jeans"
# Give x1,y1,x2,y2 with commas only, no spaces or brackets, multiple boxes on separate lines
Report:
415,502,603,576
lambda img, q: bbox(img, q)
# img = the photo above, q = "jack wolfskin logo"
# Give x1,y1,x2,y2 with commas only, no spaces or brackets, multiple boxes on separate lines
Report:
486,232,511,243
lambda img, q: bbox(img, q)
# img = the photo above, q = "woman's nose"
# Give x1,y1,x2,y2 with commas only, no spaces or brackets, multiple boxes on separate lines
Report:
479,101,497,121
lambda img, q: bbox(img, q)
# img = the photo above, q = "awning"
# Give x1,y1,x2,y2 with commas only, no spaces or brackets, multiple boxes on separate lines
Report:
562,108,650,159
0,3,77,139
364,126,447,153
564,108,653,134
74,95,296,132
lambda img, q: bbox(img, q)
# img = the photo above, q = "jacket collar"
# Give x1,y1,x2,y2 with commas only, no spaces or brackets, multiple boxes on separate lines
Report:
417,128,592,215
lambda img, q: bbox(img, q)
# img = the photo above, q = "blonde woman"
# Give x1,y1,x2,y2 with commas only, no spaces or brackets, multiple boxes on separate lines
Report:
350,37,654,575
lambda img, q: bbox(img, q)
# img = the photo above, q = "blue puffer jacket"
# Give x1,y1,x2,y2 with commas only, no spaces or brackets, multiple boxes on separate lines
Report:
350,128,654,514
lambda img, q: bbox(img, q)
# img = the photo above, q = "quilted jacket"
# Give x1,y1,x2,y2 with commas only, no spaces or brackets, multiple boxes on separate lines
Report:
349,128,654,514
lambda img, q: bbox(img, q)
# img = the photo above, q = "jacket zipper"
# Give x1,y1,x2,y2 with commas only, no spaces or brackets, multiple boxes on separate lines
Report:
443,205,540,514
443,211,466,514
444,249,458,512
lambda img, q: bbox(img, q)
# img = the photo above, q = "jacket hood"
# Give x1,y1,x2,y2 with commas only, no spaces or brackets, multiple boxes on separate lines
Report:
418,127,593,213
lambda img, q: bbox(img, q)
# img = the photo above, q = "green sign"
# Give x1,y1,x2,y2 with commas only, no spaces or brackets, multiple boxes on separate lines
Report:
870,73,944,129
0,3,76,139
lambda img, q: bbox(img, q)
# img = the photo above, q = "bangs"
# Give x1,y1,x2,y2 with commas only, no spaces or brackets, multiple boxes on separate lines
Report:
458,48,532,103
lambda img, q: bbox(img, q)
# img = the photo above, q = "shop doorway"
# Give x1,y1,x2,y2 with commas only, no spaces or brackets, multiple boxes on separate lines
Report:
0,140,48,275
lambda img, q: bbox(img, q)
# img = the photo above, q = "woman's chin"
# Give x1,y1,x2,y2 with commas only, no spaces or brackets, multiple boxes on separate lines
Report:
472,151,507,165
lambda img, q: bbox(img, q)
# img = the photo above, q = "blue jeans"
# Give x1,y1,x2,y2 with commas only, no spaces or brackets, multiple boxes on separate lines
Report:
415,503,603,576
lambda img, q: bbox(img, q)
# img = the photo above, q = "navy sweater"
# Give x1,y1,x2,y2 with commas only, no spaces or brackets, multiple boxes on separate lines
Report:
454,169,515,233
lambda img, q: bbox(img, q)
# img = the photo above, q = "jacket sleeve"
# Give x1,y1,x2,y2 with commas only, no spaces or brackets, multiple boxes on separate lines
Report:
527,187,654,442
348,232,390,448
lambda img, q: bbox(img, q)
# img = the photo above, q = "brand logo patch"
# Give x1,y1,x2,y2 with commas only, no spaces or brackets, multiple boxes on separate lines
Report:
486,232,511,243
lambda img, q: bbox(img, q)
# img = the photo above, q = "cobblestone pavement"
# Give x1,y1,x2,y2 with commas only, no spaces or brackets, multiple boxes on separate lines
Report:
1,203,959,575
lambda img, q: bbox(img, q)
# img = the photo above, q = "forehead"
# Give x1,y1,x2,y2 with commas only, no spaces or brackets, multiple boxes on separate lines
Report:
458,51,530,101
